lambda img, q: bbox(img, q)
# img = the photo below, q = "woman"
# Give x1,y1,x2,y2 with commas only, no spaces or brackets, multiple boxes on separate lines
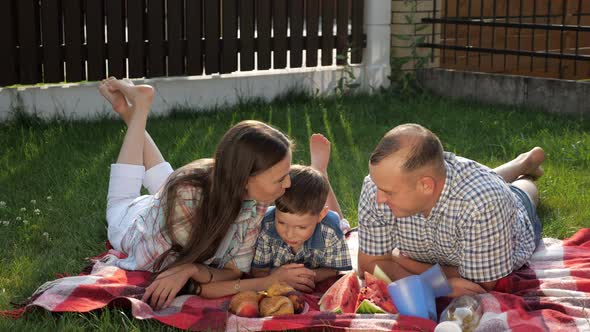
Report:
100,78,314,309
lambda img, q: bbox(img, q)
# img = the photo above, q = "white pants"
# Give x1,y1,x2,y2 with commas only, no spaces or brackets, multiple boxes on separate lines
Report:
106,162,174,251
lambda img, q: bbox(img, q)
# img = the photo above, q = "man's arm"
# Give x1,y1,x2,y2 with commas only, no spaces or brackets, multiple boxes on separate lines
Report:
479,280,497,291
357,251,413,280
391,252,461,278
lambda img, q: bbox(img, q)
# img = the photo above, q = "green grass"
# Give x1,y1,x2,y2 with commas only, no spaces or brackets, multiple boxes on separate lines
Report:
1,91,590,330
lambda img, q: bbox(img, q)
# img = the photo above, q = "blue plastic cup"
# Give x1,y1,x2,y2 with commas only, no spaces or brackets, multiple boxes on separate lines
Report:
420,264,452,298
387,275,436,320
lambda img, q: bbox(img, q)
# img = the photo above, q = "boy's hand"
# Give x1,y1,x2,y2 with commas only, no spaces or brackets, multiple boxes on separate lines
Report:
142,263,197,310
270,264,316,293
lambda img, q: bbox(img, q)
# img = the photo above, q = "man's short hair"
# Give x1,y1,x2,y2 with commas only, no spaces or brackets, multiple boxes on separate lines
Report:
370,123,444,172
275,165,329,215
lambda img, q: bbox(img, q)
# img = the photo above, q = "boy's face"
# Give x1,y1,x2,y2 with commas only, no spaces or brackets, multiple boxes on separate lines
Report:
274,210,323,252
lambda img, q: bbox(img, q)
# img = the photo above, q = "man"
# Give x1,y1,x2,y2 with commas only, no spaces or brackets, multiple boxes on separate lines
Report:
357,123,545,296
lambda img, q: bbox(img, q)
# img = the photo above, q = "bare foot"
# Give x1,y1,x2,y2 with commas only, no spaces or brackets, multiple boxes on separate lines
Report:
104,78,154,110
310,133,331,174
522,146,545,179
99,77,133,124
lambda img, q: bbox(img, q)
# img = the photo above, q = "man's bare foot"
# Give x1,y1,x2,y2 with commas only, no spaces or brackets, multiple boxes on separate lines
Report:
104,78,154,110
99,77,133,124
310,133,331,174
522,146,545,179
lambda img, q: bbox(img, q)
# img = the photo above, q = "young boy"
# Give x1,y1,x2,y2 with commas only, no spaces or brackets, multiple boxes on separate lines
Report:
251,134,352,289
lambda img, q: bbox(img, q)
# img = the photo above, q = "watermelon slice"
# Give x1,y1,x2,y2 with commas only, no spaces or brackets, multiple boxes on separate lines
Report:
318,271,360,313
355,271,397,314
356,299,387,314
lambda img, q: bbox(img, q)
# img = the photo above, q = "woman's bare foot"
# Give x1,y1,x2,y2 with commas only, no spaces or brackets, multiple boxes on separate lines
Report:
521,147,545,179
310,133,331,174
104,78,154,111
99,77,132,124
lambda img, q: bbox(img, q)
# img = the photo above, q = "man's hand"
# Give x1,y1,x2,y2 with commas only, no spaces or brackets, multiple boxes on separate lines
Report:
448,277,486,297
142,263,197,310
269,264,316,293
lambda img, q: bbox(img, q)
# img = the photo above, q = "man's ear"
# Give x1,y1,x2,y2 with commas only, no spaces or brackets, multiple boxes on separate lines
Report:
419,176,436,195
318,206,330,223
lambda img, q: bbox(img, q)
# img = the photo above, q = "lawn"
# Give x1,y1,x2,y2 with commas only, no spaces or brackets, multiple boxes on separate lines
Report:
1,91,590,330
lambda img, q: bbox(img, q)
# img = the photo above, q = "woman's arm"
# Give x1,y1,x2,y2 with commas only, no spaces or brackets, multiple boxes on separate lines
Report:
250,267,271,278
200,263,317,297
200,276,275,298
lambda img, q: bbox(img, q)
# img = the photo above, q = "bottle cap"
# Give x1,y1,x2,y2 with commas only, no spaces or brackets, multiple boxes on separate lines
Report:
434,321,462,332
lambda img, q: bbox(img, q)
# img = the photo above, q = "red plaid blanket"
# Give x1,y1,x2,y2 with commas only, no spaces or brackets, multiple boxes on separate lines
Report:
3,229,590,331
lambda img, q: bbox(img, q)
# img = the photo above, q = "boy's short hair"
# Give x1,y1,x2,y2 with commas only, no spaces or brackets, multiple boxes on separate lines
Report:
275,164,329,215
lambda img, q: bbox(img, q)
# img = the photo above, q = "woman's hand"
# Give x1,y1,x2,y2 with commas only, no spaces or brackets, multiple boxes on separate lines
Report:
447,277,486,297
142,263,198,310
269,264,316,293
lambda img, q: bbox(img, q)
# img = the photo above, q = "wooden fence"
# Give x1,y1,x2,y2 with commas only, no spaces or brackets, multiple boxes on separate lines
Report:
0,0,365,87
422,0,590,80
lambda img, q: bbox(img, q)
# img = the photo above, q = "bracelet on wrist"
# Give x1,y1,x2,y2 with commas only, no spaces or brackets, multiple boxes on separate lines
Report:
195,282,202,296
204,265,213,284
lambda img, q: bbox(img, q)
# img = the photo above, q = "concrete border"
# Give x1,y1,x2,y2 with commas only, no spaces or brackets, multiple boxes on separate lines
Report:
0,66,367,121
418,68,590,115
0,0,391,122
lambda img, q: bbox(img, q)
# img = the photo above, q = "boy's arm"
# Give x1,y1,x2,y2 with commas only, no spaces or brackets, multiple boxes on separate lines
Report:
312,267,339,283
251,267,271,278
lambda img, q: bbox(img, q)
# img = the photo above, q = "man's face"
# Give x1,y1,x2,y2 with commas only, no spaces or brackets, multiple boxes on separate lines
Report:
369,156,427,218
274,210,320,252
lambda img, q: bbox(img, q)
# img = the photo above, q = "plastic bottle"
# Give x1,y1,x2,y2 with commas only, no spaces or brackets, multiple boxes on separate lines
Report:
434,295,483,332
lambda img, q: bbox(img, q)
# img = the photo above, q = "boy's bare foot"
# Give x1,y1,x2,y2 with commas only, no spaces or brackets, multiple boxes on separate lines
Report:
522,146,545,179
104,78,154,110
99,77,133,124
310,133,331,174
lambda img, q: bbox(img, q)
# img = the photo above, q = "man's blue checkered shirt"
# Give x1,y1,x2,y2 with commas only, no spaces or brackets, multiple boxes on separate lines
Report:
358,152,536,282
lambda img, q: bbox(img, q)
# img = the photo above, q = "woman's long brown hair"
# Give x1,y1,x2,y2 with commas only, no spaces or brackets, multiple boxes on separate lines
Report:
153,120,291,273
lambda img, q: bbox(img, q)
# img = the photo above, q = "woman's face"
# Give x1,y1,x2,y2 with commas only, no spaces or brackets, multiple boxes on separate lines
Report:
245,152,292,203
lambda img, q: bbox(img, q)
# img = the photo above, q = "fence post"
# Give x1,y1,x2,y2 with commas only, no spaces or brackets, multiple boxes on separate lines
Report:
363,0,392,89
391,0,440,71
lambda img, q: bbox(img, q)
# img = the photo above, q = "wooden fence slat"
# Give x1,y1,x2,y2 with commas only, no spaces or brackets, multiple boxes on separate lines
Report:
148,0,166,77
17,0,41,84
273,0,288,68
204,0,220,74
86,0,106,81
306,0,320,67
351,0,363,63
222,0,238,73
63,0,84,82
336,0,348,65
257,0,272,70
168,0,185,76
239,0,255,71
127,0,146,78
186,0,203,75
106,0,126,78
321,0,335,65
0,0,18,86
41,0,63,83
289,0,304,68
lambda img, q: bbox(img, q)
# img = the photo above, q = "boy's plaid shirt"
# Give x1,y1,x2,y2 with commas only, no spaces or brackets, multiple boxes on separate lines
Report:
252,207,352,271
